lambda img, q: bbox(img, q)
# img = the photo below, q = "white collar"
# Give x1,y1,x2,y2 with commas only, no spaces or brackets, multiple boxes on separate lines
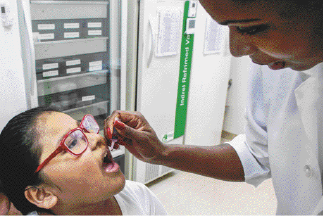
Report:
299,62,323,77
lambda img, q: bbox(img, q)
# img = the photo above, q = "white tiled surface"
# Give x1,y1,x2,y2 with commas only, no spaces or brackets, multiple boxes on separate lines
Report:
148,170,277,215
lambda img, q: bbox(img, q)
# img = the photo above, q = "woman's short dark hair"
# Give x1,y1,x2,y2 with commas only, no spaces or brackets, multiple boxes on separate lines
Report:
230,0,323,10
0,106,58,214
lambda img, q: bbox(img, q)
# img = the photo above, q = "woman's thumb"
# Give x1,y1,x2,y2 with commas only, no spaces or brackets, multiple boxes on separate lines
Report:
114,119,136,140
114,119,126,130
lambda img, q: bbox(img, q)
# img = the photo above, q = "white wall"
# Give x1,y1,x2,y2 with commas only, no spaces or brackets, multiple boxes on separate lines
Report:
0,0,28,132
222,56,253,135
184,3,231,146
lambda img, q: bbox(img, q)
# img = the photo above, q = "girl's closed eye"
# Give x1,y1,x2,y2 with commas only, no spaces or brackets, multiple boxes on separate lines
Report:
236,24,269,36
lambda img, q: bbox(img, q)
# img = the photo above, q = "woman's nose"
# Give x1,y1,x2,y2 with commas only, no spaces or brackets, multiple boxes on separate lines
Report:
229,28,258,57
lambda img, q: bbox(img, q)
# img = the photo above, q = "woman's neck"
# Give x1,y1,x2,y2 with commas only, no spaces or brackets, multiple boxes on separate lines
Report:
46,196,122,215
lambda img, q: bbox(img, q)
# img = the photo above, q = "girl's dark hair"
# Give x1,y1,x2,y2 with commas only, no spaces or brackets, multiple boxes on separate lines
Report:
0,106,58,214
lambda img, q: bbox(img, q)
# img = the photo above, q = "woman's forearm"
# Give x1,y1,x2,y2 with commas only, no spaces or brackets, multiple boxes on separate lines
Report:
105,111,245,181
158,143,245,182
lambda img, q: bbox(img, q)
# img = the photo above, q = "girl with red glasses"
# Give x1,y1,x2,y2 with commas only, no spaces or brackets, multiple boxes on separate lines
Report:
0,106,166,215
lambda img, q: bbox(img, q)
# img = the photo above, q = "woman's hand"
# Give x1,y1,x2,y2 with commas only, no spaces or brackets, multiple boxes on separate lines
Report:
104,111,167,164
104,111,245,181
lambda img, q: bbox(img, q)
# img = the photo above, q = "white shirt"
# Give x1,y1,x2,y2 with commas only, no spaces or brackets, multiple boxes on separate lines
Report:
28,180,167,215
115,180,167,215
228,63,323,215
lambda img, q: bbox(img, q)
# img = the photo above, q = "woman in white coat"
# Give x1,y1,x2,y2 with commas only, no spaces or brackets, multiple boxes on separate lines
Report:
105,0,323,214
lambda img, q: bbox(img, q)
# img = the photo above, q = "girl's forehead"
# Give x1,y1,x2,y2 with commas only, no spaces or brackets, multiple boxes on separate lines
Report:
36,112,77,143
37,112,76,128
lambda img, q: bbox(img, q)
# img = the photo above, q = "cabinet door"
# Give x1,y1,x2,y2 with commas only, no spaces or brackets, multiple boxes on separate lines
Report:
30,0,126,159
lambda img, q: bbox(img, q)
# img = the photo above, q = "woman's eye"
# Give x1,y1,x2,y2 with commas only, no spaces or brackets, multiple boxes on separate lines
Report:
236,24,269,36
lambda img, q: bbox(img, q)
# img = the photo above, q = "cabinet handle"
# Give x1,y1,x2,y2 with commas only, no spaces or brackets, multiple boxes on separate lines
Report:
146,20,154,68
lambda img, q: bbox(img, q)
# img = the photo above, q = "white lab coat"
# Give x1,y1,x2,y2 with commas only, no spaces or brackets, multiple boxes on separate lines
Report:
228,63,323,215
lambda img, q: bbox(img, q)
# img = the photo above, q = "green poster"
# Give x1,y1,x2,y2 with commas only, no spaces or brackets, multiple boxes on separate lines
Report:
174,1,195,139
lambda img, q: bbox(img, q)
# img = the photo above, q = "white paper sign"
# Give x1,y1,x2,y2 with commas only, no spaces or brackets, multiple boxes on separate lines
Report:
156,10,181,57
204,16,225,54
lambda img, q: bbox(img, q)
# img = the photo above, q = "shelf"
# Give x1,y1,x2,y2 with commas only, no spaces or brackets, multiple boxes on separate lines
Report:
37,69,109,84
31,1,109,5
34,37,108,60
63,100,110,115
34,37,109,46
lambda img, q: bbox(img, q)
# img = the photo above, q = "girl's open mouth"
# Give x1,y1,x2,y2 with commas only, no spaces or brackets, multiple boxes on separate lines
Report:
102,149,119,173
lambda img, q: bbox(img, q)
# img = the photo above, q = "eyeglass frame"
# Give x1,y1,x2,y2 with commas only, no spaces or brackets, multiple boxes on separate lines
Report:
34,114,99,173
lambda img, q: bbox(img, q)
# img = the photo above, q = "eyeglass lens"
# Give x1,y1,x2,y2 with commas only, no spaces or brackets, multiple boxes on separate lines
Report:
64,115,99,154
82,115,100,134
65,130,88,154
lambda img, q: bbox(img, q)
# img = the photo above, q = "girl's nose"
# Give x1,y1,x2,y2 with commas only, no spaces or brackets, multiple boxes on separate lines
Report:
87,133,106,150
229,28,258,57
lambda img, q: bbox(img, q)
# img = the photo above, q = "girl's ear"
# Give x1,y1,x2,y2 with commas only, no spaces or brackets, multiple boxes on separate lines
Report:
24,186,57,209
0,193,10,215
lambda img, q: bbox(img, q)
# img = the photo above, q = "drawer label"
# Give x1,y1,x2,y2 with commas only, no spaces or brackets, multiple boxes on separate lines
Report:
38,24,55,30
88,22,102,28
43,70,59,78
66,67,81,74
88,30,102,36
64,32,80,39
89,65,103,71
39,33,55,40
82,95,95,102
64,23,80,29
66,59,81,66
43,63,59,70
89,60,102,67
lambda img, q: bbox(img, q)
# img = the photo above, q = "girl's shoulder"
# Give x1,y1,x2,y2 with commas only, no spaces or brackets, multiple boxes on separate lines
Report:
120,180,151,197
115,180,167,215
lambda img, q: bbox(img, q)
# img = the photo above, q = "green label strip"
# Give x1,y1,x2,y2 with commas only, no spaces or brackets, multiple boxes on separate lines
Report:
174,1,195,139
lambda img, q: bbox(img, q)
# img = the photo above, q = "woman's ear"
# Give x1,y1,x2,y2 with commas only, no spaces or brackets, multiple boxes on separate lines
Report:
24,186,57,209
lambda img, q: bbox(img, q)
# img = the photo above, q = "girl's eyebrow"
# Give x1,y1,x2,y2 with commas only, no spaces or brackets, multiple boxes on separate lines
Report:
219,18,261,25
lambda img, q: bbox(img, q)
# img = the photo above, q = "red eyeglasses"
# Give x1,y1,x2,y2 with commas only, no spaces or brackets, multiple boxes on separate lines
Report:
35,114,99,173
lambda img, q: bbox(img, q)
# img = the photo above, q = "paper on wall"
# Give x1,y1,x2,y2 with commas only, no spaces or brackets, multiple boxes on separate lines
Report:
156,10,181,57
204,16,225,54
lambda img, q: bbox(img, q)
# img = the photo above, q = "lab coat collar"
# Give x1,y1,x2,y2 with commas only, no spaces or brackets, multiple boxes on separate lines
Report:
299,63,323,77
